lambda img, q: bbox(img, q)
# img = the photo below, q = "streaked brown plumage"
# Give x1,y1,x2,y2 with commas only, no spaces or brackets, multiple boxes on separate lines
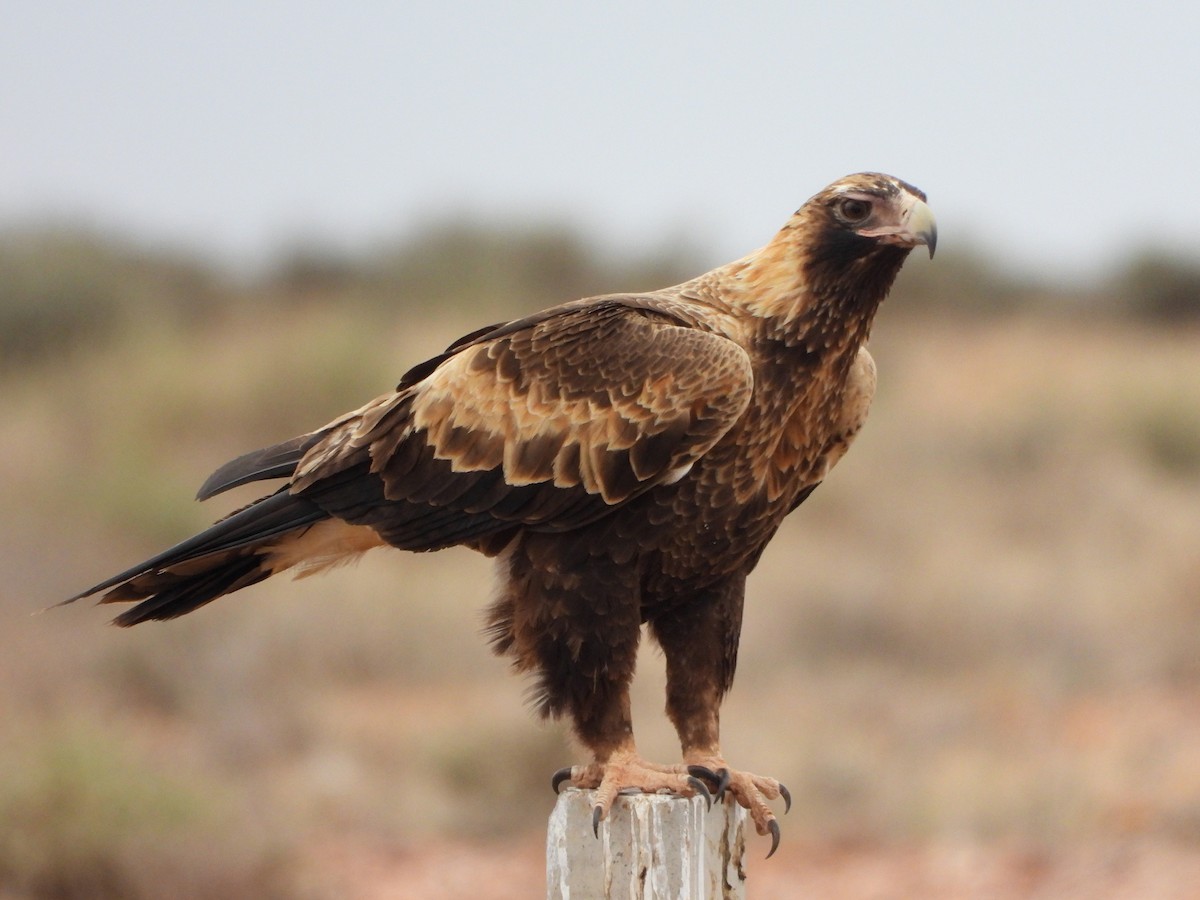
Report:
67,173,935,854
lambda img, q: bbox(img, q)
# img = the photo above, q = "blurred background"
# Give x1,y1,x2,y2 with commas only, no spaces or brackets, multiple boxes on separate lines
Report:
2,3,1199,898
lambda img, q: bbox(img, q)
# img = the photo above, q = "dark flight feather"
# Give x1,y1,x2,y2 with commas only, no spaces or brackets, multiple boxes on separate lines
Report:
196,434,322,500
66,490,325,604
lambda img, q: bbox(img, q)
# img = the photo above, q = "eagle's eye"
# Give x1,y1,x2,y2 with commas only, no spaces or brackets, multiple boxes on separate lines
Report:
837,197,872,223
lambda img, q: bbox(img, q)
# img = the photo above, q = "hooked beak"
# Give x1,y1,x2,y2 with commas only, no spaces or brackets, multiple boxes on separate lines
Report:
906,198,937,258
859,194,938,258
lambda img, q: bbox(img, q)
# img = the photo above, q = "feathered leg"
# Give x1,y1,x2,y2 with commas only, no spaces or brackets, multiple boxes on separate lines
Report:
491,536,710,831
649,572,791,856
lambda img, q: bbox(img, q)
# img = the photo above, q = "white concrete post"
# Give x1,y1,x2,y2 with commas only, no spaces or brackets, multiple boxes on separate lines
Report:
546,789,747,899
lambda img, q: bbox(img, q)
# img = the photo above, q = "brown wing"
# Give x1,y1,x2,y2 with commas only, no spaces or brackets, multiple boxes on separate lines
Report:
289,300,753,550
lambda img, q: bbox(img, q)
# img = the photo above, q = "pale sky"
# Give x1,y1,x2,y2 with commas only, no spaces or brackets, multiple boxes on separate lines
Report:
2,2,1197,280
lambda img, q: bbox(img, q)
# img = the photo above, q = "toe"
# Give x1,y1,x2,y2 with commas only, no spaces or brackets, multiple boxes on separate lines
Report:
580,753,718,837
683,757,789,855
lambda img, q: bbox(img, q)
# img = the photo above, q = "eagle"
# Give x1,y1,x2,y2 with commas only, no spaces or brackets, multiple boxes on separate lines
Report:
67,173,935,857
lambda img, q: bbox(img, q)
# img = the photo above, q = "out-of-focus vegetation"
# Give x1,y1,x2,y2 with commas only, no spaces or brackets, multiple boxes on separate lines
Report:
1112,250,1200,320
1,219,1198,897
2,222,1196,374
0,219,705,375
0,228,223,369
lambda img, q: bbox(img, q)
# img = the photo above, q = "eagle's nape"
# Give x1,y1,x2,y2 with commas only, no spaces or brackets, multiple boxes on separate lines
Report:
64,173,935,857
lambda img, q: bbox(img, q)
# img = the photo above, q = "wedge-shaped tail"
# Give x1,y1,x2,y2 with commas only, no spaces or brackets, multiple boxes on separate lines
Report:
65,490,327,626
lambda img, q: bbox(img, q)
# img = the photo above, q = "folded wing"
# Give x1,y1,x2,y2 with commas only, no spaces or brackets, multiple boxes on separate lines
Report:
288,298,754,549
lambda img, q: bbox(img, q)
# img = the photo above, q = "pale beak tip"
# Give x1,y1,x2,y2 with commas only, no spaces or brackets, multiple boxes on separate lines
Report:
908,199,937,259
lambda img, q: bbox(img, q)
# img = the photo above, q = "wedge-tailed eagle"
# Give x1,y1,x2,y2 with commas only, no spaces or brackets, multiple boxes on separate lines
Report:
68,173,935,855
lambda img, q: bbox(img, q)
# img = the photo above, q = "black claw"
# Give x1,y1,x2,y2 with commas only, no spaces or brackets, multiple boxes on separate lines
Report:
687,764,720,784
686,765,732,802
766,818,781,859
713,767,732,801
592,805,603,838
551,767,574,794
686,775,713,810
779,782,792,814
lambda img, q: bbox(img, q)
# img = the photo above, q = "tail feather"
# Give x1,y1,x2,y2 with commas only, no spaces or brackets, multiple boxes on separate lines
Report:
64,489,329,626
110,554,268,626
67,490,324,602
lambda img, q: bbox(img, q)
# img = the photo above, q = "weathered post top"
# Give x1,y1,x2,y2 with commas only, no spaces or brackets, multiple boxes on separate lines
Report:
547,789,746,899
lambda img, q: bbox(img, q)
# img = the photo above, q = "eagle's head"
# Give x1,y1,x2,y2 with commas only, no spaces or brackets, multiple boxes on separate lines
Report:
766,172,936,317
800,172,937,261
733,173,936,330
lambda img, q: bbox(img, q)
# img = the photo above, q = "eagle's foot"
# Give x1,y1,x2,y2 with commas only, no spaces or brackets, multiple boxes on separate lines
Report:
685,756,790,858
552,752,713,836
